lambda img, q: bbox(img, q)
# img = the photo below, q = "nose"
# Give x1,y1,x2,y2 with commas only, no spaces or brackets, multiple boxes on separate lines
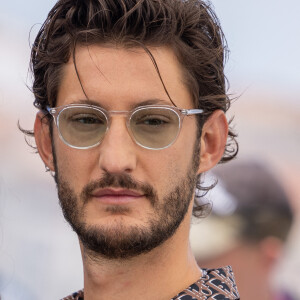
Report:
98,117,137,174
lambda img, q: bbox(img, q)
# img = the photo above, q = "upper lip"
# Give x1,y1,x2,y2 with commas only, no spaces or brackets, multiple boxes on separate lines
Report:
91,188,144,198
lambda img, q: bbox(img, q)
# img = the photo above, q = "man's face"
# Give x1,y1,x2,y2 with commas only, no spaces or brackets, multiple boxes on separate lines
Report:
51,45,200,259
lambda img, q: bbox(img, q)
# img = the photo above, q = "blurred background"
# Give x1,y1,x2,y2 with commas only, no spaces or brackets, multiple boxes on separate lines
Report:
0,0,299,299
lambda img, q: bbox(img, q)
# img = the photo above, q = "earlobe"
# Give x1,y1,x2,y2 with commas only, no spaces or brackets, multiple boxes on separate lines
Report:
34,112,55,171
197,110,228,174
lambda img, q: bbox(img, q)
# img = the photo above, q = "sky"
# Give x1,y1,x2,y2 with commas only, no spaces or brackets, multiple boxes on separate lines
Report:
213,0,300,97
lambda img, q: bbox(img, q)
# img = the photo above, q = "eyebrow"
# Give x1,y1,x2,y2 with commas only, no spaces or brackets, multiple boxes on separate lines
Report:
73,98,172,109
131,99,171,109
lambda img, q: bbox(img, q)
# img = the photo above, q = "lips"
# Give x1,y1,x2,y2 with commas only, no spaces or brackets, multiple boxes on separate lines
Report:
90,188,144,204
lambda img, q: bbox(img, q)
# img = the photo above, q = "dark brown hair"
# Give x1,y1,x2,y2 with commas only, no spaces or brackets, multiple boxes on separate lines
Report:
27,0,238,217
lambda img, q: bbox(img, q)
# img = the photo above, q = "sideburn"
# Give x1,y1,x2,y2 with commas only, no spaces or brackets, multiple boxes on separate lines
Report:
49,119,59,184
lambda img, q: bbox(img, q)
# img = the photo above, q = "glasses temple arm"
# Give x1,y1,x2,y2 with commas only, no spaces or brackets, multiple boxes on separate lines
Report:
183,109,204,116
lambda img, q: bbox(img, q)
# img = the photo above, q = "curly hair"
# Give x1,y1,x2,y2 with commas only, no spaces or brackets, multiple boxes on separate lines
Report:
26,0,238,217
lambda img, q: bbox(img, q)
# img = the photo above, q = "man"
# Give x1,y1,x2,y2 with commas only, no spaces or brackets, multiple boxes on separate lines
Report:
191,160,295,300
28,0,239,299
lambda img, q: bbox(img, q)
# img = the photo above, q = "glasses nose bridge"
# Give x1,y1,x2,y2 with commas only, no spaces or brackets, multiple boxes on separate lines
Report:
108,110,131,117
104,110,135,142
106,109,132,128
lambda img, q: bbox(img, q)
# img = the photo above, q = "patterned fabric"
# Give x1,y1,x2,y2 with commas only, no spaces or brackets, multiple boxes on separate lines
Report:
62,290,84,300
61,266,239,300
172,266,239,300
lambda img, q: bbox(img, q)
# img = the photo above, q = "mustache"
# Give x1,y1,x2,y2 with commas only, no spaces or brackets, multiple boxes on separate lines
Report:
80,172,157,206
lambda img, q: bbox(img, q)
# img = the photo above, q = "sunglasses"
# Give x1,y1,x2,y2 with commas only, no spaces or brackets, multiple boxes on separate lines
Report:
47,104,204,150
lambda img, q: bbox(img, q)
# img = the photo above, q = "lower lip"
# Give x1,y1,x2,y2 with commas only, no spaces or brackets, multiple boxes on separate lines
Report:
91,194,143,205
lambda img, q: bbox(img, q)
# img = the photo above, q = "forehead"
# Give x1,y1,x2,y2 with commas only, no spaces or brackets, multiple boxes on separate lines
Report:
56,45,193,109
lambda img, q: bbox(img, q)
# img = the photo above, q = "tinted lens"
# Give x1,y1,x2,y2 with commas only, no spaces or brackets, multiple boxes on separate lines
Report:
58,106,107,148
130,107,180,149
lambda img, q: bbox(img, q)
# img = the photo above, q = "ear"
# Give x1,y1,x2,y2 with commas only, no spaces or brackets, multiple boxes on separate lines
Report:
197,110,228,174
34,112,55,171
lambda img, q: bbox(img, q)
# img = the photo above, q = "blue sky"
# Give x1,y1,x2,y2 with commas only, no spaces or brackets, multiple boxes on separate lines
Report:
213,0,300,96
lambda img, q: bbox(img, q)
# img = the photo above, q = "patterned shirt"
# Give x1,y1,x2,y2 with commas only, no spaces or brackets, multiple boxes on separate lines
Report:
62,266,240,300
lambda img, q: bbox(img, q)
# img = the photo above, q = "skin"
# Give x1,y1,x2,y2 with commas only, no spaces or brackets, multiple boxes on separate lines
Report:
34,45,228,300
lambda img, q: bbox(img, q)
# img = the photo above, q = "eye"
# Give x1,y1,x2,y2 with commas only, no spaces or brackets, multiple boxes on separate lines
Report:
136,114,170,126
70,114,104,125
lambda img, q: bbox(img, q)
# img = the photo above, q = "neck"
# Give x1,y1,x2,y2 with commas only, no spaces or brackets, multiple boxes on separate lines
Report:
81,216,201,300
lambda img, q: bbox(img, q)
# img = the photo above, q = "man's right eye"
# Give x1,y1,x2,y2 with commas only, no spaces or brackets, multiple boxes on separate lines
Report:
70,114,104,124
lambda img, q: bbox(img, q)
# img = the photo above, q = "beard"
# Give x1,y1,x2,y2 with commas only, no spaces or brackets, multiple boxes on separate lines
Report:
53,144,200,260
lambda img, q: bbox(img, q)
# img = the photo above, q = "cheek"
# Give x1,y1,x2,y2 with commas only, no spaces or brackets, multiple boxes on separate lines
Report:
173,124,198,164
143,142,196,195
165,129,199,182
54,142,99,193
146,120,197,175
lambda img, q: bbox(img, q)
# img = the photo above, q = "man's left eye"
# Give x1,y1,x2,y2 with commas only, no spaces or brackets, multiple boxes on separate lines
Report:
136,115,170,126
